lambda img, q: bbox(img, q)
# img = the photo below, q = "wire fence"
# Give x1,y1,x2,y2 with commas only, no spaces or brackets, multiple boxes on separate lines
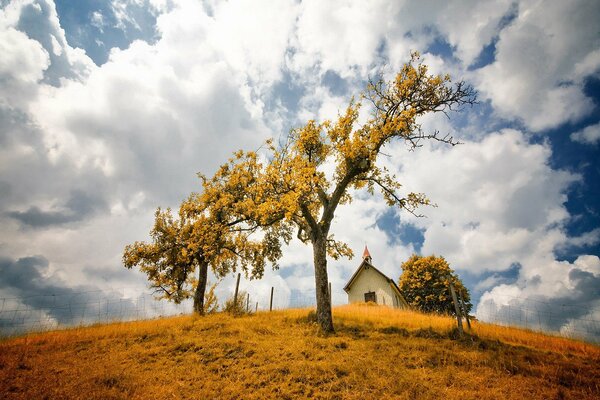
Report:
0,289,186,337
1,286,599,343
475,293,600,343
0,285,318,337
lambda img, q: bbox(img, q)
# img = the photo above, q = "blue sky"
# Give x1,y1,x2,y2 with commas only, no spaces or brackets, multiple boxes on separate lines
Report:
1,0,599,339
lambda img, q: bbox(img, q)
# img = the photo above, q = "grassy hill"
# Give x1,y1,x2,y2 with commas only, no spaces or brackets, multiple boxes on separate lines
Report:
1,305,598,399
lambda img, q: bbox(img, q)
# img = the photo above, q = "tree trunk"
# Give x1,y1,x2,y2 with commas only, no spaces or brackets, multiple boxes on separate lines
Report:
312,234,334,333
193,260,209,315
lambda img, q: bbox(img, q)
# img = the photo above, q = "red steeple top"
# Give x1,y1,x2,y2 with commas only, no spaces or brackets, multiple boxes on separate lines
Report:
362,245,371,261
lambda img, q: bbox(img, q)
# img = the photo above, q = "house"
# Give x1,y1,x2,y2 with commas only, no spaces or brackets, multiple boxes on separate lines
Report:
343,246,409,308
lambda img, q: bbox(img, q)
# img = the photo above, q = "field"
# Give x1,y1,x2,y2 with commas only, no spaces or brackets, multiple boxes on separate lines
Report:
1,305,599,399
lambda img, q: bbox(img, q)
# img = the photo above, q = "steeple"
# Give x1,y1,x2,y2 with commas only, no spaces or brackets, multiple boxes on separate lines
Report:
362,245,372,263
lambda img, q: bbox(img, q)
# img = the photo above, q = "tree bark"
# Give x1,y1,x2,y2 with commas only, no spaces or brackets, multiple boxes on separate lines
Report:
193,259,209,315
312,234,335,333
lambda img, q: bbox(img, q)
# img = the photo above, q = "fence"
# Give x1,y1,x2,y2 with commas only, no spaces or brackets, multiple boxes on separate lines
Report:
1,283,599,343
475,293,600,343
0,281,318,337
0,288,190,337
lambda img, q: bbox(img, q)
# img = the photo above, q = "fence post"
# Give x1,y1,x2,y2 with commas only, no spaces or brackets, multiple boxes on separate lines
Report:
246,293,250,313
233,273,241,312
458,290,471,330
255,302,258,313
269,287,274,311
328,282,332,306
448,279,463,337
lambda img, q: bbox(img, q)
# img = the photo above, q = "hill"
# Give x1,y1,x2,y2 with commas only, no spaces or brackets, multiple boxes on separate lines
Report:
1,305,598,399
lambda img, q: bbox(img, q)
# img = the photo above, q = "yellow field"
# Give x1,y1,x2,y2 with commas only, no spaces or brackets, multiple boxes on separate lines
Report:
1,304,598,399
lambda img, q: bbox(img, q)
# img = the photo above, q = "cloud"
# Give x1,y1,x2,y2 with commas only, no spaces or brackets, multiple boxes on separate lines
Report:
0,22,49,107
0,26,48,83
475,0,600,131
6,189,107,228
90,10,105,32
291,0,389,78
13,0,94,85
387,129,578,272
571,122,600,145
110,0,165,33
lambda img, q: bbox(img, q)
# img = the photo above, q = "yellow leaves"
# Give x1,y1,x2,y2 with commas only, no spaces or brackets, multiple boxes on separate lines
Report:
292,120,328,163
325,235,354,260
327,101,360,148
399,254,471,315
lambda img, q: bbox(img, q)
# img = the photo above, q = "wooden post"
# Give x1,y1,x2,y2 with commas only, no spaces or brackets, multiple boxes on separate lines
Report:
449,279,463,336
233,273,241,312
246,293,250,313
255,302,258,313
269,286,274,311
328,282,332,306
458,290,471,330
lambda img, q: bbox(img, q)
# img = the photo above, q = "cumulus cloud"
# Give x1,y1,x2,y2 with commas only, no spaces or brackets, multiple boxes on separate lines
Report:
13,0,94,85
475,0,600,131
387,130,578,272
571,122,600,145
0,0,275,299
291,0,389,77
0,23,49,107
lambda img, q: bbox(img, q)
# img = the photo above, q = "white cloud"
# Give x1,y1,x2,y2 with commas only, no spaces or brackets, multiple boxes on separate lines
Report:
0,0,276,296
475,0,600,131
435,0,513,66
571,122,600,145
573,48,600,80
90,11,105,32
208,0,296,86
291,0,390,78
388,129,578,272
0,26,48,72
111,0,141,31
0,26,49,105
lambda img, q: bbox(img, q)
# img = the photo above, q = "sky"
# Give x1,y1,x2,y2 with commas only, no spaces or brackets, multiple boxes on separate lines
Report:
0,0,599,339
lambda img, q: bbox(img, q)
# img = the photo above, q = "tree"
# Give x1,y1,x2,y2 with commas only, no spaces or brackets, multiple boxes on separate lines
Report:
123,152,286,315
251,53,476,332
399,254,472,315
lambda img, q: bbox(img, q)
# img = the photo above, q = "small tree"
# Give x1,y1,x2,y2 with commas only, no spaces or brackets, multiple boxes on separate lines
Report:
203,281,220,314
123,152,285,315
399,254,472,315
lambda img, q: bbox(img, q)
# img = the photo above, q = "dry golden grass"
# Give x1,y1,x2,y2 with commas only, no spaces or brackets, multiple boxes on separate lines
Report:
1,304,598,399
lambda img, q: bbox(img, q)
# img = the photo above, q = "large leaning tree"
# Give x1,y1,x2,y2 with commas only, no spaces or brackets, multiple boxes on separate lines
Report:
123,152,287,315
252,54,476,332
399,254,472,315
